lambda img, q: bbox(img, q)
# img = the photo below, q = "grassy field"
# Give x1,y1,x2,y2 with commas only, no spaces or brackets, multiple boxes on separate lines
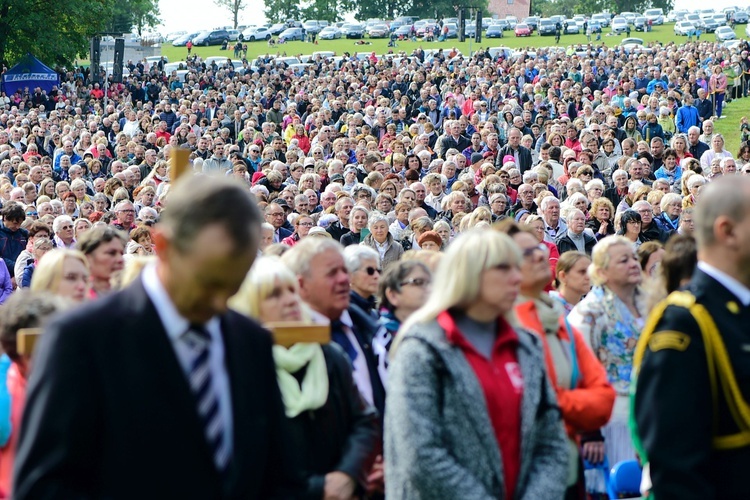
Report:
160,23,749,63
158,22,749,152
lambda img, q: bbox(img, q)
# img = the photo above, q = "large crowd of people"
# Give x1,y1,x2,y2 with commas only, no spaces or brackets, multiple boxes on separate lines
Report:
0,32,748,499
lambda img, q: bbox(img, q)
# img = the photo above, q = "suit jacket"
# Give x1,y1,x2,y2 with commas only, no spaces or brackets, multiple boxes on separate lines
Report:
497,144,533,173
14,280,301,500
555,231,597,256
277,226,293,242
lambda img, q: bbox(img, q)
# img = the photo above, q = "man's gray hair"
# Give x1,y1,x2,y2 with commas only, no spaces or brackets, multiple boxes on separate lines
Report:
343,245,380,273
281,237,344,277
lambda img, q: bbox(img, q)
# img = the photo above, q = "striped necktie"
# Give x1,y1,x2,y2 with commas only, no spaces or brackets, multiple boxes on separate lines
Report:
186,325,231,472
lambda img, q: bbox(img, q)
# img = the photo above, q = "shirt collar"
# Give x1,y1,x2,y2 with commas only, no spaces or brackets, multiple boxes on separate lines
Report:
698,261,750,307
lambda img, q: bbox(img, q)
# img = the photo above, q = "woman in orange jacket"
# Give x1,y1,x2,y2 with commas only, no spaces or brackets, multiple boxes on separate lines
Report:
502,223,615,499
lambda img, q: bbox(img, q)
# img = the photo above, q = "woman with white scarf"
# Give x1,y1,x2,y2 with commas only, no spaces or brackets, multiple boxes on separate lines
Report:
229,257,379,500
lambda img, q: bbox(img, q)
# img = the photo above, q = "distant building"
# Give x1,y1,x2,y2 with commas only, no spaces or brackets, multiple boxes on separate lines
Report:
487,0,531,22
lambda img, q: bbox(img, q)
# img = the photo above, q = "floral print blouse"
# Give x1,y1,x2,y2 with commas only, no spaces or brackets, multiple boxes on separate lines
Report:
567,285,647,396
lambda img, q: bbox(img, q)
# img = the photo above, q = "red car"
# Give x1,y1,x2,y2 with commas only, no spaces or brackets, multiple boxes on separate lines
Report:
515,23,531,37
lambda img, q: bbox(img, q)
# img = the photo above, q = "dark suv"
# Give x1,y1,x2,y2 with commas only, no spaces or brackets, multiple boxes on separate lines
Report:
538,18,556,35
193,30,230,46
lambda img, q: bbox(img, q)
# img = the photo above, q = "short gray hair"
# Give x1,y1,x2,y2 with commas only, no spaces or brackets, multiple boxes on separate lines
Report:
368,212,390,230
343,245,380,273
53,215,73,234
281,237,344,277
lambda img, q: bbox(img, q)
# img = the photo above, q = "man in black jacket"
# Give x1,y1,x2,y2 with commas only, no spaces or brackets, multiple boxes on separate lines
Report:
687,126,710,160
497,128,533,173
14,176,302,499
634,200,672,243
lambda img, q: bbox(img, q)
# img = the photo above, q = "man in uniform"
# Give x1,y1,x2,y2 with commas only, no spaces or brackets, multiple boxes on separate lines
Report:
633,176,750,499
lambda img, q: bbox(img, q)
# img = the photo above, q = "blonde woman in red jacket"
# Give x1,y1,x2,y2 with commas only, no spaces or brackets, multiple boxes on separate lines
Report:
499,221,615,499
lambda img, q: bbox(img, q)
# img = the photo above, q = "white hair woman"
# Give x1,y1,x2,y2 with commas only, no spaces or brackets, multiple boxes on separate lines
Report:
361,212,404,270
228,256,379,499
567,235,648,467
385,229,568,499
344,245,381,318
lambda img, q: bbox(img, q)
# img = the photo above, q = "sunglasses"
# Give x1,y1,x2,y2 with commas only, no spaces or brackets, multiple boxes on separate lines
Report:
365,266,382,276
400,277,430,287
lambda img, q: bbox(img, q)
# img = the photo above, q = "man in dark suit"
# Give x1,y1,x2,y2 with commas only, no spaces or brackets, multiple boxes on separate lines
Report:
282,237,384,498
497,127,533,173
14,176,301,499
265,202,293,243
634,177,750,499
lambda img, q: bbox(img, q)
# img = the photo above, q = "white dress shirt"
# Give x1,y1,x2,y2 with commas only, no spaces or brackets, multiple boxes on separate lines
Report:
308,307,374,406
141,264,234,456
698,261,750,306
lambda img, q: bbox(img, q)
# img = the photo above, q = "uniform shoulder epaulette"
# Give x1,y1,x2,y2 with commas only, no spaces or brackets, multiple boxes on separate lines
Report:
665,290,696,308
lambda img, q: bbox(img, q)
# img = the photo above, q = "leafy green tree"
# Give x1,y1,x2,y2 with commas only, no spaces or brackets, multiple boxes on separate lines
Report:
301,0,353,22
214,0,245,29
0,0,159,66
0,0,109,66
264,0,301,23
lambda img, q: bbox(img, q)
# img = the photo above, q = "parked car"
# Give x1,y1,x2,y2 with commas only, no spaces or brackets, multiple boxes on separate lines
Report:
268,23,286,35
192,30,230,46
611,17,629,34
634,16,646,31
514,23,531,36
591,13,610,27
702,17,720,32
643,8,664,25
684,13,703,28
621,12,638,23
367,23,390,38
538,18,556,36
278,27,305,41
492,19,511,30
443,23,458,38
523,16,540,31
172,32,200,46
711,13,727,27
564,19,580,34
341,23,365,38
241,27,271,41
505,16,518,28
715,25,736,40
394,25,412,37
550,15,565,25
464,23,476,38
416,22,439,37
747,23,750,37
226,29,241,41
733,10,749,23
318,26,341,39
302,20,325,35
620,37,645,53
674,21,696,35
486,25,504,38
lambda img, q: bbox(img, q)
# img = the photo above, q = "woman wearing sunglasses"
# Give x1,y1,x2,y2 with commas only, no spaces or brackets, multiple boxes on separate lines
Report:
344,245,381,319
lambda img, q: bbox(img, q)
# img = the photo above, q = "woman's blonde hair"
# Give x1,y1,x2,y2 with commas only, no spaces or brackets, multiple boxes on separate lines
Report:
228,256,300,321
589,235,633,286
396,229,522,351
30,249,89,295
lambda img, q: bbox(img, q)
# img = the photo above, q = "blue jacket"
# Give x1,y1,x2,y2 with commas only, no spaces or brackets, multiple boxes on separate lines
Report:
0,223,28,277
675,105,699,133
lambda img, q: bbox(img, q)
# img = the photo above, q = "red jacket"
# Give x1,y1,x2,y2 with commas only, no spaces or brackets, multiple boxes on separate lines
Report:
514,300,614,438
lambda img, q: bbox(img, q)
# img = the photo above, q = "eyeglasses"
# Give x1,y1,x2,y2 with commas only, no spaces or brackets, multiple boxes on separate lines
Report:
26,212,37,217
400,278,430,287
118,209,136,213
365,266,382,276
522,243,549,259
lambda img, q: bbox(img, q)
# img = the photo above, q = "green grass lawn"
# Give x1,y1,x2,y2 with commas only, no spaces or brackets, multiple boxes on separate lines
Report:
158,22,749,152
160,23,749,64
